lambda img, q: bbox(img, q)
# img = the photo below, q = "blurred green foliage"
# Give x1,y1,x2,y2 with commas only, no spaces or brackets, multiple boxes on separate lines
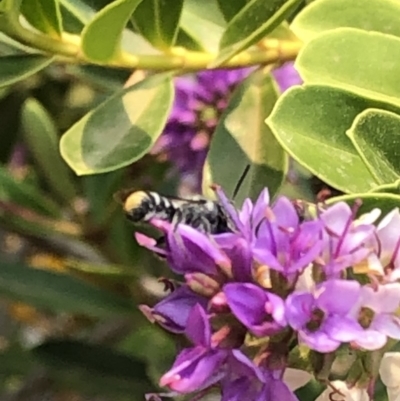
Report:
0,0,398,399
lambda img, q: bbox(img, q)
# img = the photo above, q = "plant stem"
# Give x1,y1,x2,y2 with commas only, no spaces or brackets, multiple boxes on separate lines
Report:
2,13,302,70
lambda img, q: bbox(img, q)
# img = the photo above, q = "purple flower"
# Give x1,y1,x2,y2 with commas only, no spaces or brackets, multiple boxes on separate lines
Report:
151,69,251,193
136,220,231,277
224,282,287,336
349,283,400,350
363,208,400,280
272,62,302,93
285,279,363,352
166,223,231,275
212,187,271,282
216,187,271,242
222,351,299,401
159,304,228,393
320,202,375,276
139,285,208,333
252,196,323,282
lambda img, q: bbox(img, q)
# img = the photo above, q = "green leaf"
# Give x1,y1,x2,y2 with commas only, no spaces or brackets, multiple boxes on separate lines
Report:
212,0,301,66
131,0,184,49
296,28,400,108
120,325,175,383
370,180,400,194
217,0,249,22
295,378,325,401
175,28,204,51
82,169,124,225
60,0,96,24
291,0,400,43
59,0,96,32
268,21,298,41
21,98,77,204
0,55,53,87
21,0,62,37
81,0,143,62
266,85,388,193
60,74,174,175
0,0,23,13
0,91,22,163
326,192,400,218
0,345,34,377
180,0,225,52
203,68,287,205
34,340,152,398
65,258,138,280
0,262,136,317
66,65,131,92
346,109,400,185
0,167,61,217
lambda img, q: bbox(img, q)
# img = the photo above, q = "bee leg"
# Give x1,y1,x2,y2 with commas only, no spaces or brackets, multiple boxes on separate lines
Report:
155,236,166,247
198,218,212,234
171,209,183,232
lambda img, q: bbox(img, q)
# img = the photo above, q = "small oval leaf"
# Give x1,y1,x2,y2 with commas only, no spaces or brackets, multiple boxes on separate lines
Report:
81,0,143,62
213,0,301,66
60,74,174,175
21,0,62,37
203,68,287,205
292,0,400,43
22,98,77,203
296,28,400,107
266,85,384,193
347,109,400,185
131,0,184,49
0,55,53,87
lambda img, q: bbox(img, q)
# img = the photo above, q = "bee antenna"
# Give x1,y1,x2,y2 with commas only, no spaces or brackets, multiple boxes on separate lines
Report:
232,164,250,200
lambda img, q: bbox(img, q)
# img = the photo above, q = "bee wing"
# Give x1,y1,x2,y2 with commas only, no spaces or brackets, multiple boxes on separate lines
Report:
166,195,207,204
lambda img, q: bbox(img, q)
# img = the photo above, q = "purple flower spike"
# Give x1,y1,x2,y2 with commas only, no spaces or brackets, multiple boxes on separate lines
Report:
224,283,287,336
140,286,208,333
159,304,228,393
320,202,375,276
151,69,251,193
166,224,231,275
286,280,363,352
349,283,400,350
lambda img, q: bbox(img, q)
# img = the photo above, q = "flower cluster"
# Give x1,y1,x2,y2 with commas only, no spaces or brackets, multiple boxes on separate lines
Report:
151,63,301,195
138,187,400,400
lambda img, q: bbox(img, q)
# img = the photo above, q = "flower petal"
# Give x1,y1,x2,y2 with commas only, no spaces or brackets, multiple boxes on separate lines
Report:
317,280,360,314
152,286,208,333
380,352,400,388
299,330,340,353
185,304,211,346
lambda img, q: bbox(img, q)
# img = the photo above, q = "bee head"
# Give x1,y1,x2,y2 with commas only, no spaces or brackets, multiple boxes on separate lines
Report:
121,191,151,222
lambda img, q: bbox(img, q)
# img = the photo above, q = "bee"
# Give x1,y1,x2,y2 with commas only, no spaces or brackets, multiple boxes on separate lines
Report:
121,190,233,234
118,165,250,237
